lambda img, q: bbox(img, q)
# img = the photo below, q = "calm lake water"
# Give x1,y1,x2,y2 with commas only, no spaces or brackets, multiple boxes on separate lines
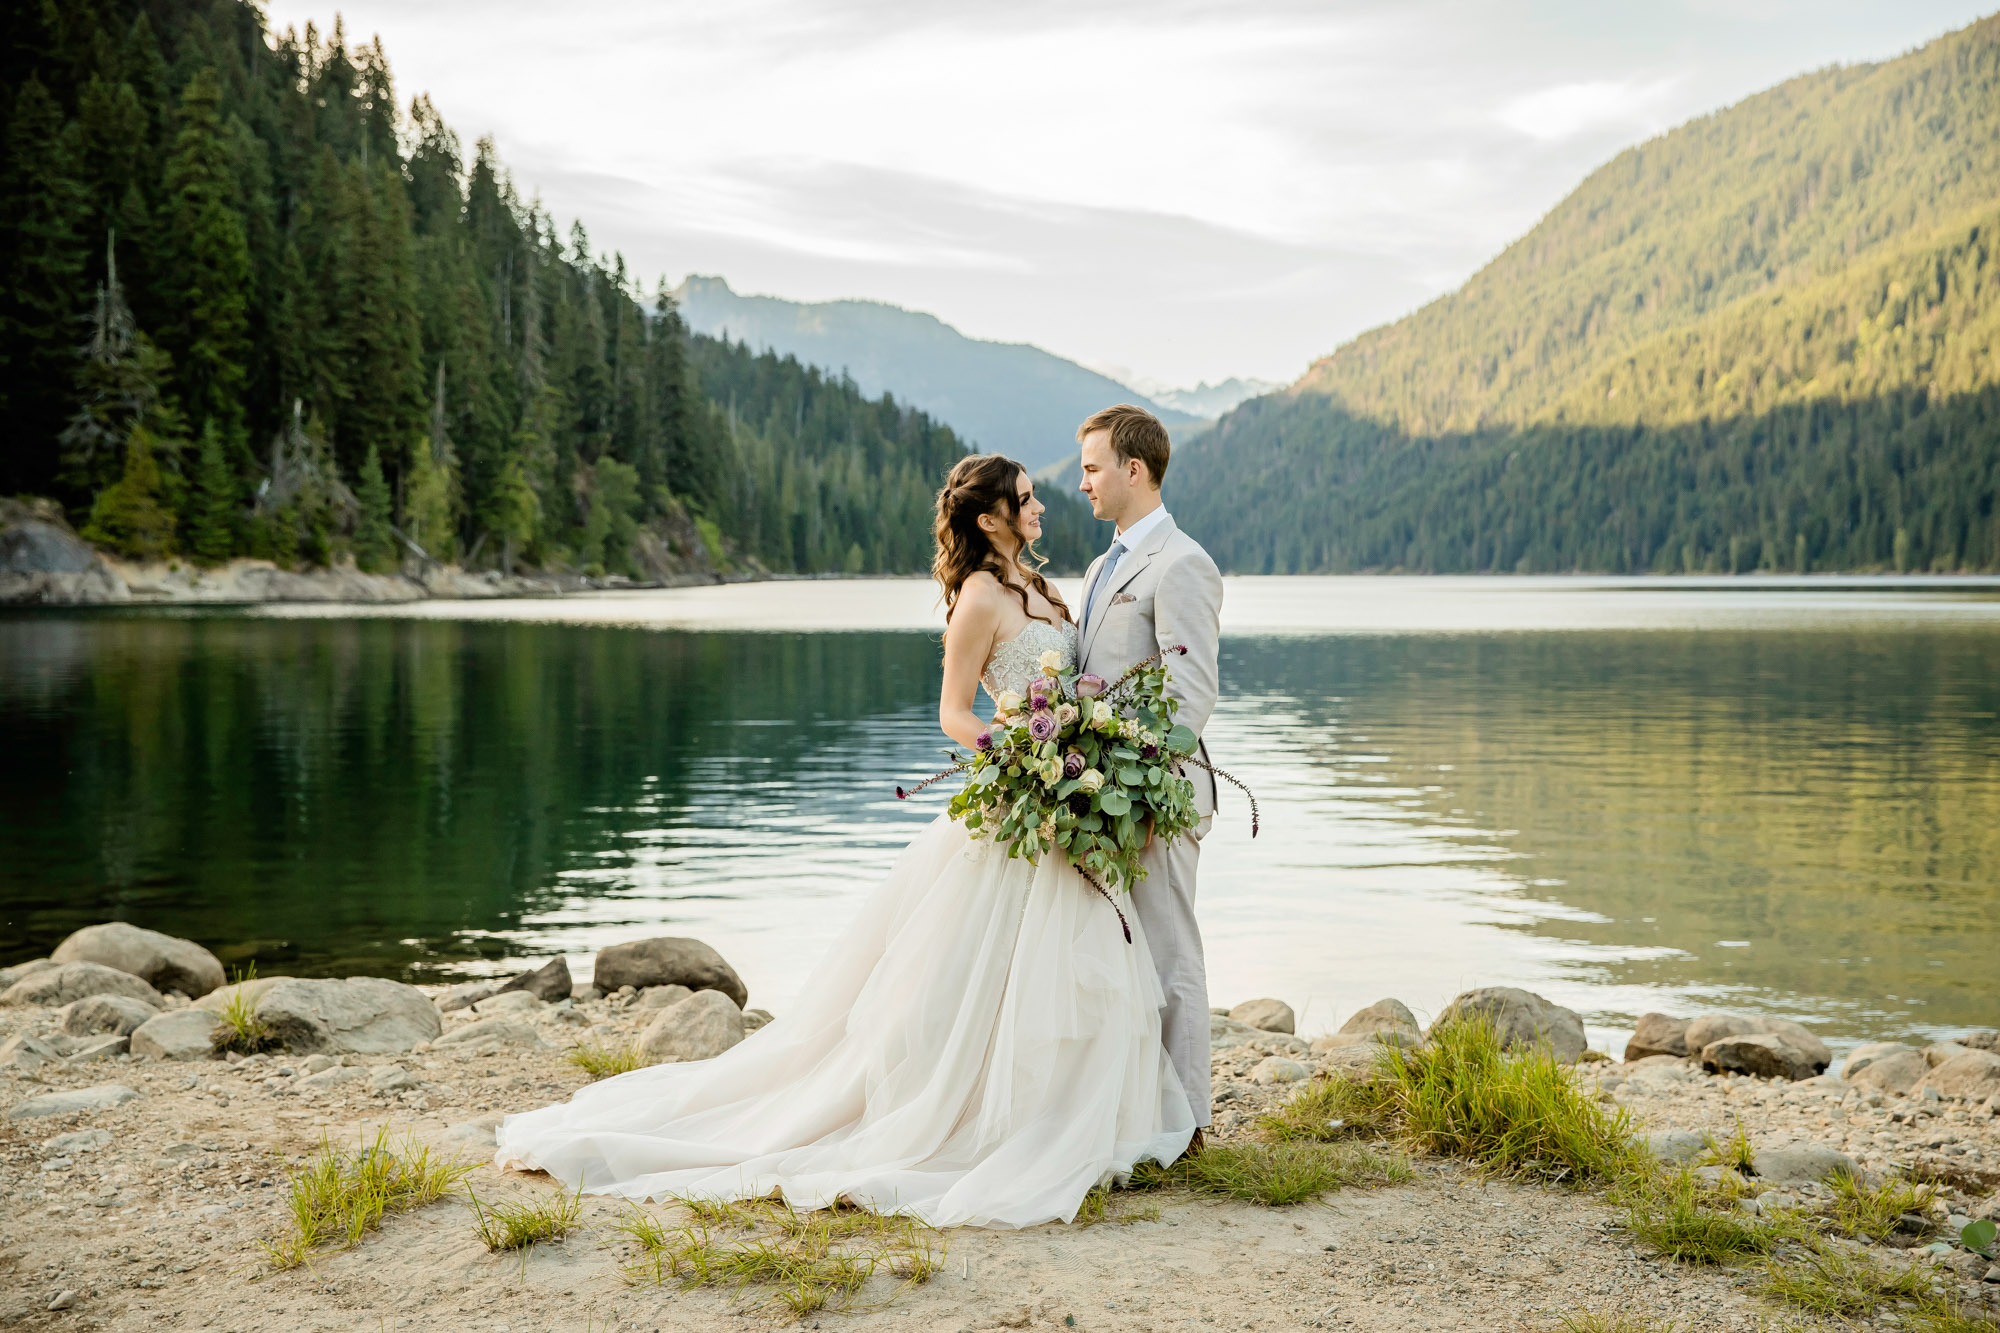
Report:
4,576,1997,1054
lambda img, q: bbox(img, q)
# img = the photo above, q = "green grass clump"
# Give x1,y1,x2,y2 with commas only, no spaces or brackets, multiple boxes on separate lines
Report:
1378,1016,1638,1184
1149,1140,1411,1206
1256,1074,1398,1142
565,1042,648,1081
1754,1237,1933,1319
1074,1184,1162,1226
1700,1121,1756,1175
466,1181,584,1251
262,1129,473,1269
1617,1167,1804,1265
213,962,277,1055
617,1196,946,1318
1825,1169,1940,1242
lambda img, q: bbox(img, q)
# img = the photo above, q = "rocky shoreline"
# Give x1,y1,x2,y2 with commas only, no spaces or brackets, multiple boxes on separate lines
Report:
2,924,1997,1331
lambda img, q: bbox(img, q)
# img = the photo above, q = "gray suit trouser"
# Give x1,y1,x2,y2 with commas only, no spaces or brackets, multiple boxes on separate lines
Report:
1134,816,1212,1129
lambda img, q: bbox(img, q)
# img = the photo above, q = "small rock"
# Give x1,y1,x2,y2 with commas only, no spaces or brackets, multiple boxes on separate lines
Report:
0,1032,61,1070
1250,1056,1308,1085
1914,1052,2000,1103
1432,987,1587,1063
368,1065,417,1093
1851,1048,1927,1095
440,1113,504,1147
297,1065,363,1090
1843,1041,1917,1080
44,1128,112,1153
1752,1140,1858,1186
253,977,442,1053
498,957,572,1003
130,1008,224,1061
65,1034,130,1062
301,1054,336,1074
0,961,166,1008
1229,999,1296,1034
1210,1014,1264,1050
742,1008,775,1033
1922,1041,1975,1069
51,922,226,997
1315,1043,1386,1079
0,957,56,989
572,985,603,1003
1685,1013,1829,1074
5,1083,142,1120
638,989,745,1064
1959,1030,1999,1052
1700,1034,1821,1082
1336,998,1421,1046
435,980,506,1014
1683,1013,1761,1052
1623,1055,1694,1074
593,937,748,1008
60,993,159,1037
636,984,695,1011
472,990,544,1017
432,1018,547,1050
1644,1130,1709,1164
1625,1013,1692,1060
47,1290,78,1312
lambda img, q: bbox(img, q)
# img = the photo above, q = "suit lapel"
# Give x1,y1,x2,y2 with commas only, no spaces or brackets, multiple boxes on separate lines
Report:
1082,515,1176,664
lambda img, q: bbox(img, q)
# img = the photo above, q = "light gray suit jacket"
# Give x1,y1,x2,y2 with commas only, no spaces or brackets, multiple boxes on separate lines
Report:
1077,513,1223,820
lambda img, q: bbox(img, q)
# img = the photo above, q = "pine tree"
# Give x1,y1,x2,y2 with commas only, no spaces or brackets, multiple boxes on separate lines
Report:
60,233,179,500
353,443,395,572
82,422,176,559
161,67,251,444
186,422,237,564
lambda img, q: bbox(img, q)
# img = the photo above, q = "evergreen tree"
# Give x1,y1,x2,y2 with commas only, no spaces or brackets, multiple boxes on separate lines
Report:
353,443,395,572
160,68,251,446
186,422,236,564
82,422,176,559
0,77,88,495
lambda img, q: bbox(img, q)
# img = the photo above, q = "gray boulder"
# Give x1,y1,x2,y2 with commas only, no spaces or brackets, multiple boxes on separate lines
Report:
1337,998,1421,1045
1914,1052,2000,1103
1229,999,1296,1034
51,923,225,998
470,990,542,1017
1,961,165,1008
1843,1041,1917,1080
253,977,442,1054
1684,1013,1829,1074
5,1083,141,1120
1850,1049,1925,1094
0,957,56,989
638,989,745,1064
60,994,159,1037
1644,1130,1710,1165
1432,987,1586,1063
1250,1056,1309,1085
743,1008,775,1032
435,980,506,1013
66,1034,129,1062
1961,1031,1999,1052
1923,1041,1975,1068
1211,1014,1264,1050
130,1008,223,1061
1699,1033,1820,1082
636,984,695,1011
440,1114,504,1147
1625,1013,1691,1060
1757,1018,1832,1072
0,1033,61,1071
499,957,572,1003
594,938,747,1009
193,975,288,1015
1752,1140,1858,1186
434,1018,546,1050
0,497,130,604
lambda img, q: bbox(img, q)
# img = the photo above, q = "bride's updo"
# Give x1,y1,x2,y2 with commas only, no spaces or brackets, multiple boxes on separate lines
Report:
932,454,1071,626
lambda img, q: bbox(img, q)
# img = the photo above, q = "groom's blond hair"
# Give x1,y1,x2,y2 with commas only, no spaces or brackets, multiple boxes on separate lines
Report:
1077,404,1170,487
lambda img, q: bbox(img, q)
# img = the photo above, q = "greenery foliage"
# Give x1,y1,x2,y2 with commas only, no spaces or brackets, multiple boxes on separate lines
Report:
1176,16,2000,574
466,1181,583,1252
0,2,1097,575
263,1129,472,1269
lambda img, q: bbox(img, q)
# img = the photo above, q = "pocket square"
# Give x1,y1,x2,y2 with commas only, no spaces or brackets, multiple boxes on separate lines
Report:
1110,593,1137,606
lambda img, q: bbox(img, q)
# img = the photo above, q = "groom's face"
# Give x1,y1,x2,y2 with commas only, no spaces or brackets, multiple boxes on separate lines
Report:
1079,429,1142,523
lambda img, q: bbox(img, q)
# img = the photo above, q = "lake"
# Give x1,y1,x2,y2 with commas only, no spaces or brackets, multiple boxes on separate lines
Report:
4,576,1997,1055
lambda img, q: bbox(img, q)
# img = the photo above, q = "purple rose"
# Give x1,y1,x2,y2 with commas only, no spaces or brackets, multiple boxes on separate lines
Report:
1075,673,1107,698
1064,751,1086,779
974,732,993,751
1028,712,1059,743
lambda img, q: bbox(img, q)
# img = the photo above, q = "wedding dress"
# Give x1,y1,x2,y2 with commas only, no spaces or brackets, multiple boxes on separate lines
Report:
494,618,1195,1228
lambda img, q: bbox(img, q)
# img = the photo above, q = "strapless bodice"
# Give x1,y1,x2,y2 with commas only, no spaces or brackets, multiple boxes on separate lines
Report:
982,620,1078,701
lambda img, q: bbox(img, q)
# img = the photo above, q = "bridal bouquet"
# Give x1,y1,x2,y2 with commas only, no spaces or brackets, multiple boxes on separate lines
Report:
898,644,1256,940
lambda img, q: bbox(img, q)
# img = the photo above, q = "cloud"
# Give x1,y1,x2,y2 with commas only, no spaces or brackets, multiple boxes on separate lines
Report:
1495,79,1679,142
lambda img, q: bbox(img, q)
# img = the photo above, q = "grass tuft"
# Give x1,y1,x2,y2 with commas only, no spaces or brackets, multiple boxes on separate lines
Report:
466,1181,584,1251
565,1042,648,1081
1700,1120,1756,1175
1378,1016,1638,1185
261,1129,473,1269
213,962,278,1056
1616,1167,1804,1265
1754,1237,1933,1319
1824,1169,1940,1242
1256,1075,1398,1143
617,1196,946,1317
1074,1185,1162,1227
1155,1140,1410,1206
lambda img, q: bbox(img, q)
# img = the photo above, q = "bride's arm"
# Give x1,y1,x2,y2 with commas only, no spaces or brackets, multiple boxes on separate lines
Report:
939,588,1001,750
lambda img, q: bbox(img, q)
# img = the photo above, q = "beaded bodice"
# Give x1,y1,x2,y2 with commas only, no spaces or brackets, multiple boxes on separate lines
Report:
981,619,1078,702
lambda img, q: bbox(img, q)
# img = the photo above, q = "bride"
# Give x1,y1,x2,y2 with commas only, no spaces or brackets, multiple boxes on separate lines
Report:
495,453,1196,1228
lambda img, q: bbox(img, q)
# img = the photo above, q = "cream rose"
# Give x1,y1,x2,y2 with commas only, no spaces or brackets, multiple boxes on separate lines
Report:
994,690,1024,718
1056,703,1078,728
1077,768,1105,794
1038,649,1064,676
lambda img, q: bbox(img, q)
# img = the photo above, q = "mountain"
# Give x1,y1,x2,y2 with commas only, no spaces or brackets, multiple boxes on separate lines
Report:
0,2,1103,581
1100,373,1283,418
1174,14,2000,574
673,276,1201,471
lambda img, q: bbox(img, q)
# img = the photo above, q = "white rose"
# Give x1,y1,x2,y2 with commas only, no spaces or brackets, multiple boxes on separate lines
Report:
1056,703,1078,727
1039,649,1064,676
994,690,1024,717
1091,700,1116,730
1077,768,1105,794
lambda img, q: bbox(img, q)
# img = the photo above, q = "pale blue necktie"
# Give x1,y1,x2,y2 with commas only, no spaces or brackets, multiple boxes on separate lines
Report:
1082,537,1126,640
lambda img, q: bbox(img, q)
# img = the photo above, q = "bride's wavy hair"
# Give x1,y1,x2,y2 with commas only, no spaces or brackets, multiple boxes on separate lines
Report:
932,454,1071,626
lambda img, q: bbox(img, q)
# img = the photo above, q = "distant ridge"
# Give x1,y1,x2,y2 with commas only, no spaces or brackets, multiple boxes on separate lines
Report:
1176,14,2000,575
672,277,1201,471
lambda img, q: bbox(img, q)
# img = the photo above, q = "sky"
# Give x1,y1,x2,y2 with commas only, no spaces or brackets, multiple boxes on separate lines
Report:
267,0,1996,389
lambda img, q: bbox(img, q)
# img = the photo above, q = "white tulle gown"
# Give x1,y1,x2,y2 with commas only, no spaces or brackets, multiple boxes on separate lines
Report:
494,619,1194,1229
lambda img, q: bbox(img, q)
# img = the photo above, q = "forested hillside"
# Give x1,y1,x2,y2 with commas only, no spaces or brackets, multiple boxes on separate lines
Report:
1175,14,2000,574
0,2,1096,579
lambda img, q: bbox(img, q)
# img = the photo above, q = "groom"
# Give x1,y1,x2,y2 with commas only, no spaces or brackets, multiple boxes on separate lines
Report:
1074,404,1223,1147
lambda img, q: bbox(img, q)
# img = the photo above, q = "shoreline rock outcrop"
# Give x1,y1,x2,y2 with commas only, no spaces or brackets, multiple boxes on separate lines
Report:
594,938,748,1009
51,922,226,998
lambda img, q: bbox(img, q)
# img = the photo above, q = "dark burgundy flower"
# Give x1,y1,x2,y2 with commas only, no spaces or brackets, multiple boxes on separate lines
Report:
1063,750,1086,779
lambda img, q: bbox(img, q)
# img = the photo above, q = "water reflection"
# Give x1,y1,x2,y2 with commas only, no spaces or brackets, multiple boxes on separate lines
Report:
2,594,1995,1049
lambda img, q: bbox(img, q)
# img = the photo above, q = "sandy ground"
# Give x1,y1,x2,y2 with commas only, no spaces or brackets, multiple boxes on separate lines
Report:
3,992,1997,1333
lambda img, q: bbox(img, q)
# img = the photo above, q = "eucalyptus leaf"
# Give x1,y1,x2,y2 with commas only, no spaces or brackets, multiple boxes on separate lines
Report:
1098,790,1132,817
1165,724,1197,754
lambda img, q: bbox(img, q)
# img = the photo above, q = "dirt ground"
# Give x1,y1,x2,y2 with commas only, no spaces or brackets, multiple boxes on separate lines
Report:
2,989,1996,1333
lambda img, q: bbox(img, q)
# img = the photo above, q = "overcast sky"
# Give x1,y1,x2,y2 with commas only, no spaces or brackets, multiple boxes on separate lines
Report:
266,0,1994,389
